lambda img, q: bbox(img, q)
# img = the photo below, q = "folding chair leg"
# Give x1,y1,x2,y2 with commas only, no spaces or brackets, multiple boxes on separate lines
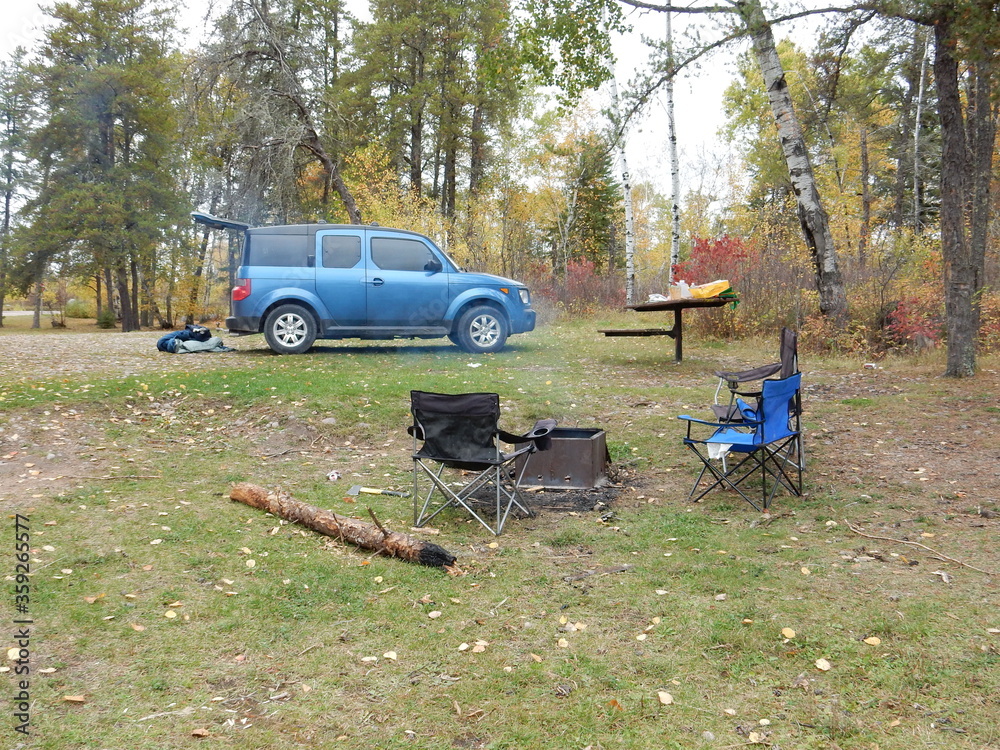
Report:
412,458,531,536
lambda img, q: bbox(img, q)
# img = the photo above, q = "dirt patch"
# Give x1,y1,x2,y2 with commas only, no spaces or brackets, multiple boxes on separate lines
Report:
0,330,262,383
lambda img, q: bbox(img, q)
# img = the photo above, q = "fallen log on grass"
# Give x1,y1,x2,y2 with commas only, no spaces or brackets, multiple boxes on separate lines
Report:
230,482,457,568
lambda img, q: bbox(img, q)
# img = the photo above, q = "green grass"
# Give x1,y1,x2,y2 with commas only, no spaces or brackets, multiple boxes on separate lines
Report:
4,317,999,749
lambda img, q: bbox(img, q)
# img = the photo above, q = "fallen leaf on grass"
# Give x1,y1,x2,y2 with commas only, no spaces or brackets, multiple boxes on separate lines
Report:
63,695,86,703
815,658,832,671
130,623,146,632
932,570,952,584
657,691,674,705
163,610,177,619
191,728,211,738
557,638,569,648
781,627,796,639
383,651,398,661
863,636,882,646
607,698,623,711
83,593,105,604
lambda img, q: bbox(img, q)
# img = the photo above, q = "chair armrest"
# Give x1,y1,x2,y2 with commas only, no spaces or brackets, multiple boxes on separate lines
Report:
678,414,726,427
713,362,782,384
498,418,557,450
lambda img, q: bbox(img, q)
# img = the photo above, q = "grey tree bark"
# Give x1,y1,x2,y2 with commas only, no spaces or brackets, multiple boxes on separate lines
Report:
932,13,996,377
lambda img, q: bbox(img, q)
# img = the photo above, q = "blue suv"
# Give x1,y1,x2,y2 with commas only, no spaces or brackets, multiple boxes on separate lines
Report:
192,213,536,355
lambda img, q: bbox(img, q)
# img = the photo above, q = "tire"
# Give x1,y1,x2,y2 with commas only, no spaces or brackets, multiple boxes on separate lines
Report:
263,304,317,354
454,305,508,353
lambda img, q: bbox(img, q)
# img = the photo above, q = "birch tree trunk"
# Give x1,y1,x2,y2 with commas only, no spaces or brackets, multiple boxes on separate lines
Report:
607,73,636,304
736,0,848,325
665,1,681,284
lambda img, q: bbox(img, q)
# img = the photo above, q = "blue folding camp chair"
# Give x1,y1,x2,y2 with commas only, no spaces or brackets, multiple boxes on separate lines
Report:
679,373,802,512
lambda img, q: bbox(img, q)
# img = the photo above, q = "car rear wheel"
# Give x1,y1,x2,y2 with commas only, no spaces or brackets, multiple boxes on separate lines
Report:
263,304,317,354
454,305,508,353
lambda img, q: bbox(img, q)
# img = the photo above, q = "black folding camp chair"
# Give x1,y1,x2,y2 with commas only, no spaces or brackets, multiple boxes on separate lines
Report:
679,373,802,512
408,391,555,535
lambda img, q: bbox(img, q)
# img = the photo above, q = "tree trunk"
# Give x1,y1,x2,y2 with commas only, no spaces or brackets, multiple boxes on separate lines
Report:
737,0,848,325
115,262,137,332
933,15,995,377
229,483,457,568
859,127,870,268
188,192,219,324
103,266,115,318
606,67,635,302
408,50,425,196
95,272,102,320
666,0,681,287
31,277,42,329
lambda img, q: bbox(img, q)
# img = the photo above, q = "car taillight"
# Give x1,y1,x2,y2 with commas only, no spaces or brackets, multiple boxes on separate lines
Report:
232,279,252,301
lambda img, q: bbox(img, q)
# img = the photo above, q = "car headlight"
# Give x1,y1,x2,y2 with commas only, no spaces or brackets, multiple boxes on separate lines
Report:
519,288,530,305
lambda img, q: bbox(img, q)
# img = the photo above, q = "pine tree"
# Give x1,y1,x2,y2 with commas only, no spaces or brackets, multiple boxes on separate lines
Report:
0,50,33,328
24,0,184,331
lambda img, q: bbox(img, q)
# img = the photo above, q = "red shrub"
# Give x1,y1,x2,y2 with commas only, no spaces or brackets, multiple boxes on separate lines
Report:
673,235,749,286
884,294,943,350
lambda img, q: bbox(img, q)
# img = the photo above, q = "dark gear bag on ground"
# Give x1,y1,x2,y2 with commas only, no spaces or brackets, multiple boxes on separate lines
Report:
185,324,212,342
157,324,213,352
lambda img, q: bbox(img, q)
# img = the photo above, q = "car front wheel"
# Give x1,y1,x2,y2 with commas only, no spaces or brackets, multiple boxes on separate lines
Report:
263,304,317,354
454,305,508,353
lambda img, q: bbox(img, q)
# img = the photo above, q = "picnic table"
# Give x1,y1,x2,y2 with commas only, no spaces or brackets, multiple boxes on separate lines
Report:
599,296,733,363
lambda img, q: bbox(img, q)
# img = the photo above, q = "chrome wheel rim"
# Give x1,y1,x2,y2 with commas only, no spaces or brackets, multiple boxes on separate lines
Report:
274,314,307,346
470,315,500,348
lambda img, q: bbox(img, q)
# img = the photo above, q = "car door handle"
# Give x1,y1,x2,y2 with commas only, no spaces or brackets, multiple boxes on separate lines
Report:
370,277,384,287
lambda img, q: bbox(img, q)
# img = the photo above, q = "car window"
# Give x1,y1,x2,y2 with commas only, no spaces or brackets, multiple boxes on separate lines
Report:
246,234,310,267
321,234,362,268
371,237,437,272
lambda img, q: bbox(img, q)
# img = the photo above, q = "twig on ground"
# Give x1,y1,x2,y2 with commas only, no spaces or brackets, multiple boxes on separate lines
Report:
844,520,997,576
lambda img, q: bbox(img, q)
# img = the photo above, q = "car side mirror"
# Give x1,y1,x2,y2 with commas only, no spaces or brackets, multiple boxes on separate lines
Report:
424,258,443,273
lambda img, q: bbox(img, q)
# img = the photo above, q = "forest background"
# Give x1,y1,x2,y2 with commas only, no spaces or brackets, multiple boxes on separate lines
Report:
1,0,999,374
